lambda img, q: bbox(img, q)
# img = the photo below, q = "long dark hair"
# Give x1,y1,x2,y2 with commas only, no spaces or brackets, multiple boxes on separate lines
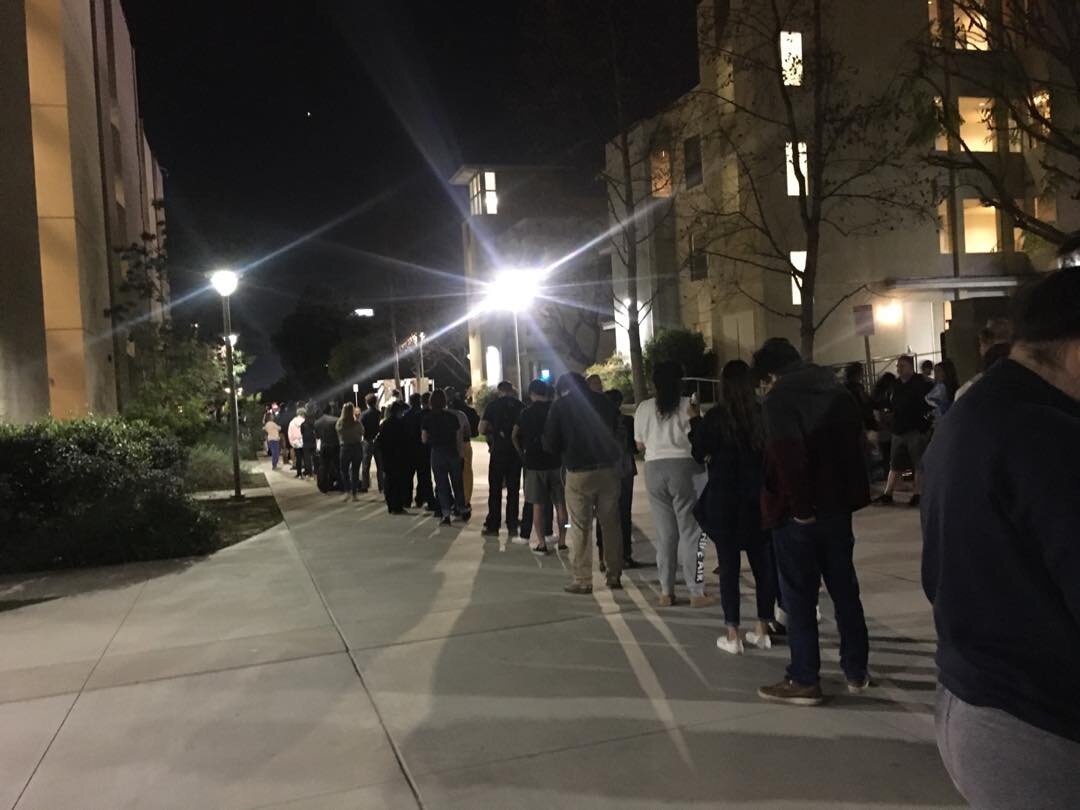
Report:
719,360,764,450
652,360,683,420
936,360,960,398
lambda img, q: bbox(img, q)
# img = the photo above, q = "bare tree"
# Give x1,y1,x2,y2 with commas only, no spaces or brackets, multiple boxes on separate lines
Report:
690,0,933,359
914,0,1080,247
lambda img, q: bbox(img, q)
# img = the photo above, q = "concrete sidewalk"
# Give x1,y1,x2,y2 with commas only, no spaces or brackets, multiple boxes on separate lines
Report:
0,452,961,809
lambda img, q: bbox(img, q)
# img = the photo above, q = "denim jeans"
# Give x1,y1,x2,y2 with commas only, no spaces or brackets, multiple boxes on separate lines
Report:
485,454,521,531
717,530,777,628
431,445,465,517
339,443,363,495
361,439,382,492
772,512,868,686
267,440,280,469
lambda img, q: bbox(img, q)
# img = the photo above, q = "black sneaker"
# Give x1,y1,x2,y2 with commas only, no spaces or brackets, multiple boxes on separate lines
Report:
873,493,894,505
440,516,451,526
624,559,642,569
480,527,500,537
908,494,921,507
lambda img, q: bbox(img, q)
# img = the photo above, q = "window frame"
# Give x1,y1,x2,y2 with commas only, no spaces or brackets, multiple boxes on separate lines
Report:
683,136,703,189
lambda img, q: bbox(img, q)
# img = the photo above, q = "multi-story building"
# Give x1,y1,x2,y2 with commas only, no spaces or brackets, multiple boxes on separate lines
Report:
1,0,165,422
450,164,614,391
606,0,1077,380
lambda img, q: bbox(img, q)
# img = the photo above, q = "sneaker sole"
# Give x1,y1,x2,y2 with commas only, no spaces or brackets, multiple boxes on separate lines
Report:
757,688,824,706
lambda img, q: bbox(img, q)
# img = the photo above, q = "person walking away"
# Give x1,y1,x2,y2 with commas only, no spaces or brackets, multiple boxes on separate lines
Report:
360,393,383,493
597,389,639,568
543,373,624,593
445,389,473,519
263,416,282,471
412,393,436,509
288,408,308,479
376,402,412,514
874,355,932,507
513,380,567,555
336,403,364,502
634,361,715,608
926,360,959,422
922,262,1080,808
422,390,467,525
479,381,524,538
452,390,480,511
752,338,871,706
299,408,316,481
314,404,341,493
690,360,778,653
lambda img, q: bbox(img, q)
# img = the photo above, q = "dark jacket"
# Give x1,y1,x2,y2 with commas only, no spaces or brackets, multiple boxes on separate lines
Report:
922,360,1080,743
543,387,621,471
314,414,340,448
299,417,316,449
360,407,381,441
690,404,765,546
761,363,870,527
891,374,933,434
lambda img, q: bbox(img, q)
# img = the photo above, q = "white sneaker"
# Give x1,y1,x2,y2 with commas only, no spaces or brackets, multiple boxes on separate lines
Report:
510,536,529,545
716,635,744,655
745,631,772,650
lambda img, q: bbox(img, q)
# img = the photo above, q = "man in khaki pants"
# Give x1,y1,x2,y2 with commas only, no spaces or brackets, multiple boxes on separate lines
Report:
543,373,624,593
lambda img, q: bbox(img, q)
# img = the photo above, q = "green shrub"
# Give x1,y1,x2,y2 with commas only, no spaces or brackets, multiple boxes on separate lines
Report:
0,417,218,573
644,328,717,379
470,385,498,415
585,354,635,402
182,443,236,491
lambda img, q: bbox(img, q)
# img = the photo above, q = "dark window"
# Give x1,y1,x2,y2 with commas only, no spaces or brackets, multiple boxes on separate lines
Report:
689,233,708,281
684,136,703,189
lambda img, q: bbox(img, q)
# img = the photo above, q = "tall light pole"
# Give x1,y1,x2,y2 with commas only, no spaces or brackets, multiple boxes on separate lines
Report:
485,269,540,395
211,269,243,500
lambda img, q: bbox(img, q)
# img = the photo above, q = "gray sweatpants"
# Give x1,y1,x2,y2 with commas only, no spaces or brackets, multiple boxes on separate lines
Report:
936,686,1080,809
644,458,706,598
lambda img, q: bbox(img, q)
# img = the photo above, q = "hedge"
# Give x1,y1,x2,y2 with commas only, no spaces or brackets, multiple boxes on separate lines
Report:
0,418,218,573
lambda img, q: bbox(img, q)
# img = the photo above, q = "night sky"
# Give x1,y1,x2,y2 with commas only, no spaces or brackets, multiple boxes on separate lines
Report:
121,1,697,389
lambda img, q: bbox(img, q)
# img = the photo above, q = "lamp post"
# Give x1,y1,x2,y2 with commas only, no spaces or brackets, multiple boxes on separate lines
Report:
485,269,540,395
210,269,243,500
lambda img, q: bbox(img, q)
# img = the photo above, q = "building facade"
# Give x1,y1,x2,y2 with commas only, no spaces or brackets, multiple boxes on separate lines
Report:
0,0,164,422
606,0,1078,378
451,165,614,391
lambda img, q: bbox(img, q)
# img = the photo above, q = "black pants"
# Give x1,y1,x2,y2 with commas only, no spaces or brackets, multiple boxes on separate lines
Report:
317,446,340,492
485,455,521,531
597,474,634,561
413,448,434,507
339,444,363,495
296,446,314,477
384,462,411,512
715,530,778,628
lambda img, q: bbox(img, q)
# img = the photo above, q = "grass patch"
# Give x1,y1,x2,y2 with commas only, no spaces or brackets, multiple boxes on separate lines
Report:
200,495,283,549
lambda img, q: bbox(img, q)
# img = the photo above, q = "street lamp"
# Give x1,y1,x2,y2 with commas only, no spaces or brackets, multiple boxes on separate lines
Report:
210,268,243,500
484,269,540,395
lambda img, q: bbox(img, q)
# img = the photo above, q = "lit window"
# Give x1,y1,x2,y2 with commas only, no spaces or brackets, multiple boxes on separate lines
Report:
963,199,998,253
933,97,949,151
955,7,989,50
786,142,808,196
468,171,498,215
1031,90,1051,137
684,136,703,189
790,251,806,305
780,32,803,86
938,199,952,254
957,97,995,152
485,345,502,383
485,190,498,215
928,0,941,34
689,233,708,281
650,149,672,197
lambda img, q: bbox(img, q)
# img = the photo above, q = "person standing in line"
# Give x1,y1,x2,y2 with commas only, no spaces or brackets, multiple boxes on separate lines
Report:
376,401,412,514
874,355,932,507
691,360,778,653
920,359,935,380
444,389,473,520
422,390,467,526
277,404,293,467
401,393,423,508
299,407,317,481
597,388,640,570
752,338,871,706
314,403,341,493
543,373,624,593
263,415,282,471
926,360,959,422
479,381,524,538
586,373,604,393
288,408,308,479
513,379,567,555
922,262,1080,808
634,361,715,608
336,402,364,502
451,390,480,512
954,325,1012,401
360,393,383,494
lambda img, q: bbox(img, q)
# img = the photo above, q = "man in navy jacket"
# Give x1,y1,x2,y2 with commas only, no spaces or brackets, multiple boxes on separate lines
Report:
922,260,1080,808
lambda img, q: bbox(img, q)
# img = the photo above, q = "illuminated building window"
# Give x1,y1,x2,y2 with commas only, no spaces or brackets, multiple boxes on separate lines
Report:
684,136,703,189
963,199,998,253
1031,90,1051,138
485,345,502,383
938,199,952,254
780,32,803,86
469,171,498,216
928,0,940,34
955,7,989,50
957,97,995,152
689,233,708,281
786,142,808,196
650,149,672,197
790,251,806,305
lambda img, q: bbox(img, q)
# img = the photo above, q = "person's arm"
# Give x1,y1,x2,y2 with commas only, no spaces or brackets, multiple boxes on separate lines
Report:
688,409,716,465
478,402,494,438
511,424,524,456
633,403,647,454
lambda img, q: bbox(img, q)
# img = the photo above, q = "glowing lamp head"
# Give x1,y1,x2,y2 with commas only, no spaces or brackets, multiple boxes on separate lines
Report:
484,269,540,313
875,300,903,327
210,269,239,297
227,333,238,347
354,307,375,318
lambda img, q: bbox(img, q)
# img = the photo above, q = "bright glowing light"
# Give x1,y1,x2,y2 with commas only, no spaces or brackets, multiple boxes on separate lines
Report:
352,383,359,392
210,269,239,297
540,368,551,381
484,269,541,313
875,300,903,326
228,333,238,347
485,345,503,382
354,307,375,318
